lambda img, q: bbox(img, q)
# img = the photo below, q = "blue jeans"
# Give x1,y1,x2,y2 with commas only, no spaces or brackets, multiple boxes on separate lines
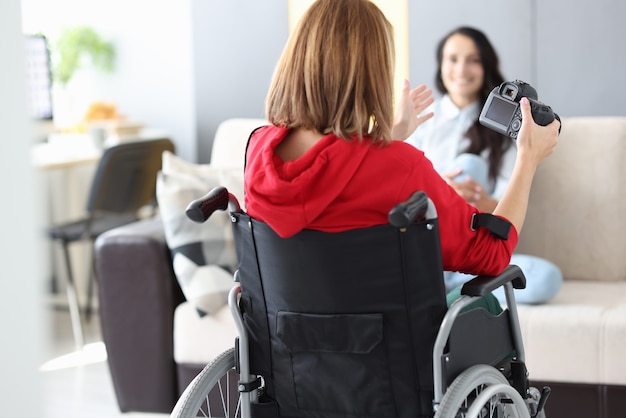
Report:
444,154,563,304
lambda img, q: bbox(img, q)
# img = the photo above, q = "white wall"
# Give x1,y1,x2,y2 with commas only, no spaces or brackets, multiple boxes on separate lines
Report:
21,0,197,161
20,0,287,164
191,0,288,163
535,0,626,117
1,0,44,415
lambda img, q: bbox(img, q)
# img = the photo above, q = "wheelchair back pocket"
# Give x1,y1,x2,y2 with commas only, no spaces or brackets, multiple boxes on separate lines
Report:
276,311,395,417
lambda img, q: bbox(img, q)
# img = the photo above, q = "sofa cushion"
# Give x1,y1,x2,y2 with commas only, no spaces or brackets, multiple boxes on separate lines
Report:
156,151,241,316
518,280,626,385
517,117,626,282
173,301,237,365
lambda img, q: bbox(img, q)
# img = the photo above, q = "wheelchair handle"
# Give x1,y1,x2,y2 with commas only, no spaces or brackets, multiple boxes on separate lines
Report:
185,186,242,223
388,191,436,228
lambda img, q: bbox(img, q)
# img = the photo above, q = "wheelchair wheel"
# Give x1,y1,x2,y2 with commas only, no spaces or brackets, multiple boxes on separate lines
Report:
435,364,530,418
170,348,241,418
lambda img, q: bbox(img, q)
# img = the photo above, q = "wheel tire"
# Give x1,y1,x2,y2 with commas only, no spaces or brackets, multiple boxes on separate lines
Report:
435,364,530,418
170,348,240,418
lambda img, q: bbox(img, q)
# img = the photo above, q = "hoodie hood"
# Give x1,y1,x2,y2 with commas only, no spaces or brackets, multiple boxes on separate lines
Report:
244,125,371,237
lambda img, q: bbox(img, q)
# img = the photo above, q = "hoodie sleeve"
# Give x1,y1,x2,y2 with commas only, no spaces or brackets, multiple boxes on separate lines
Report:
402,145,518,276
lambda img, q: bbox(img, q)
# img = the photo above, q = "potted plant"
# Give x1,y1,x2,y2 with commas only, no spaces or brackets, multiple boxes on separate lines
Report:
52,26,115,86
49,26,116,131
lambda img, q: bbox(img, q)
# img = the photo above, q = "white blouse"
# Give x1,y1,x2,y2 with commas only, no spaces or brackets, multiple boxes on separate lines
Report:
405,94,517,200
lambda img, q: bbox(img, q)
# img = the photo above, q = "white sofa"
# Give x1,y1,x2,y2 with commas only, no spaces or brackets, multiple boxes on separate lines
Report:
97,117,626,416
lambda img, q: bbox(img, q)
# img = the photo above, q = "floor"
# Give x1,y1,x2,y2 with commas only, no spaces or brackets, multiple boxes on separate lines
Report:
41,303,168,418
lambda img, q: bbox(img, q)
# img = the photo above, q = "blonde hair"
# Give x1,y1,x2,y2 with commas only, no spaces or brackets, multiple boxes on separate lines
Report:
265,0,395,144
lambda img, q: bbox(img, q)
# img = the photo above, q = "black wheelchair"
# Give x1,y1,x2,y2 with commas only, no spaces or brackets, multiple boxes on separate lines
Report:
170,186,550,418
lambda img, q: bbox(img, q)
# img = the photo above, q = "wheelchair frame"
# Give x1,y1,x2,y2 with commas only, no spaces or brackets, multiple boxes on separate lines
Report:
171,186,550,418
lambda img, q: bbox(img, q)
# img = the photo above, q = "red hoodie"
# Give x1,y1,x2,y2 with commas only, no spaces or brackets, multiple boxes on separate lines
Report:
244,125,518,276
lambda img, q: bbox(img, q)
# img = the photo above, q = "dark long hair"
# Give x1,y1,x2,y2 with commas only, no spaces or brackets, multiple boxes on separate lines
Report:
435,26,511,183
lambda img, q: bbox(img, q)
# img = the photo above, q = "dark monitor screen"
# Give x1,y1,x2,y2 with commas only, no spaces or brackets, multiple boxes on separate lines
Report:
25,34,53,120
485,96,517,126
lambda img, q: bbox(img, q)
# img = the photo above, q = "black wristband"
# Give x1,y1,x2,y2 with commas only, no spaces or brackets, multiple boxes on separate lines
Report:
471,213,511,240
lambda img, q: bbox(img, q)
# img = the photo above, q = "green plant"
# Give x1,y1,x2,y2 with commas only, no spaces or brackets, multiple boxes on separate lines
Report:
53,26,115,86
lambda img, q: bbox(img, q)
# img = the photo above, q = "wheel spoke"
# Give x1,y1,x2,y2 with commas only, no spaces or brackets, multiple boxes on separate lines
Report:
170,348,240,418
435,365,530,418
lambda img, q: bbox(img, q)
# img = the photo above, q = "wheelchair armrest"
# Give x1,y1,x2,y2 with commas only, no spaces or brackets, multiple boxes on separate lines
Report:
460,265,526,297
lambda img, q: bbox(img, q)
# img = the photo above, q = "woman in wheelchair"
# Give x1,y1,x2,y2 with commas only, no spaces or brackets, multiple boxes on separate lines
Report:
173,1,560,417
241,2,558,412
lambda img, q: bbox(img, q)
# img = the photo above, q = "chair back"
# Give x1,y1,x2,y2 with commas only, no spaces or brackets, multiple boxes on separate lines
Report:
232,213,448,418
86,138,175,214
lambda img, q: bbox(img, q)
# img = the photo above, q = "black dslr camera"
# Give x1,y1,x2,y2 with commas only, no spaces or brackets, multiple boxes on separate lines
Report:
479,80,560,139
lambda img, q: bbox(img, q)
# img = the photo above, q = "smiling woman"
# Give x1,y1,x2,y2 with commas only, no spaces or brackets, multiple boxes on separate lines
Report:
288,0,409,101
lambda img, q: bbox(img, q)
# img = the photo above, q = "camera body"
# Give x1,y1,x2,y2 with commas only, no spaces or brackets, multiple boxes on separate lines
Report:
479,80,559,139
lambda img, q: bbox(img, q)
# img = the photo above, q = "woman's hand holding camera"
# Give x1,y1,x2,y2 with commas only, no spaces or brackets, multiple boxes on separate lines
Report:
516,97,560,167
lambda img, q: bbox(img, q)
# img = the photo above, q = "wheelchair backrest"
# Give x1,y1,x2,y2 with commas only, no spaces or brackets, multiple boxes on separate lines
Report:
232,212,448,418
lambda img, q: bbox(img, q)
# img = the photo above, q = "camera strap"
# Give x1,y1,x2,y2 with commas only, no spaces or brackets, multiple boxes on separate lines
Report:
470,213,511,240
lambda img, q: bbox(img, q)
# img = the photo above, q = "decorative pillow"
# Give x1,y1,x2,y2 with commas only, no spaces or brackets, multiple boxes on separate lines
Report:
156,151,242,317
